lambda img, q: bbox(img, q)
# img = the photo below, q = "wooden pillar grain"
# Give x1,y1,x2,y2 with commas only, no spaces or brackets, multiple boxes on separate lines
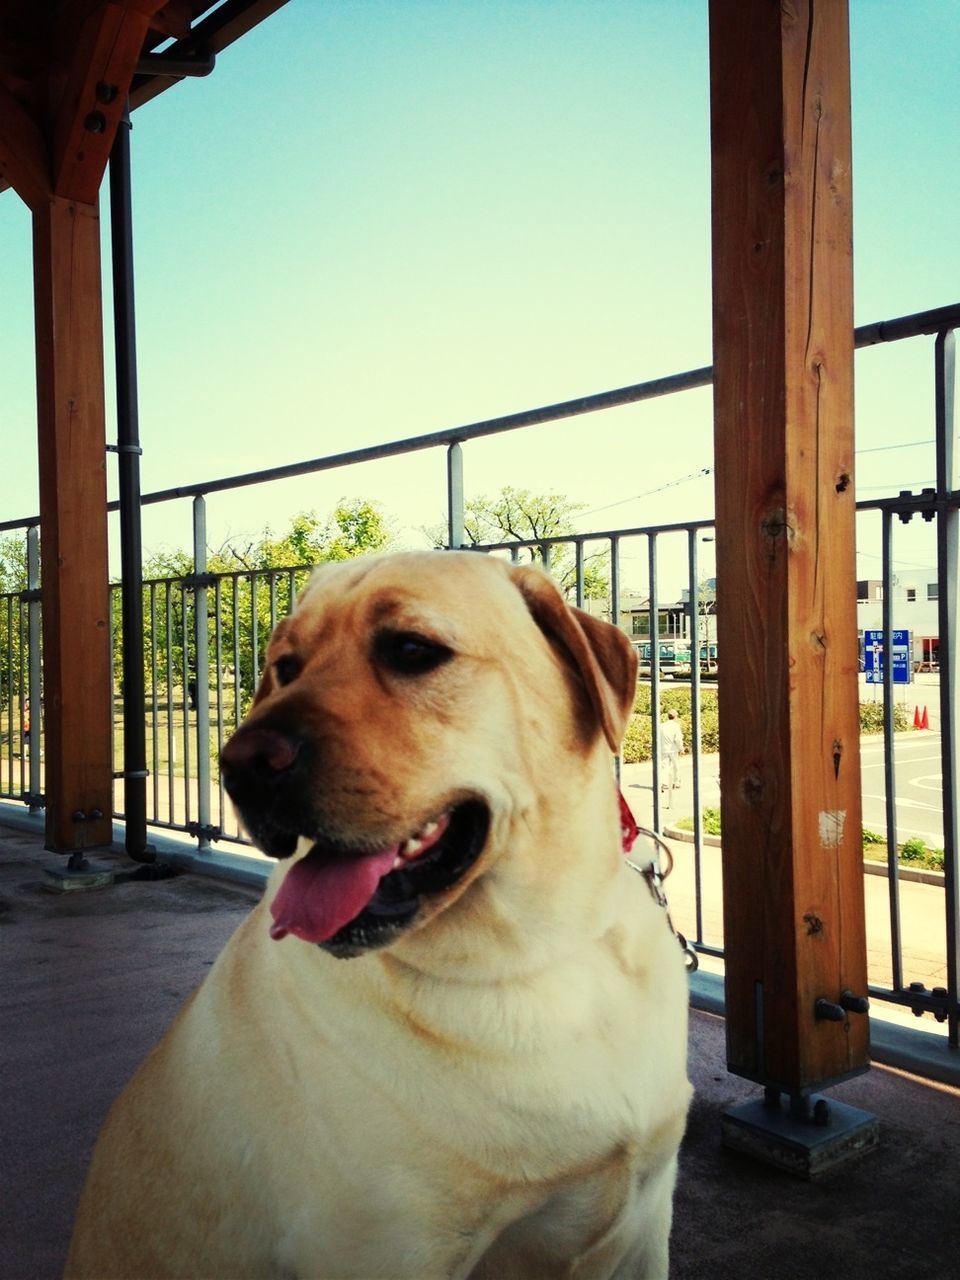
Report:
709,0,869,1092
33,196,114,852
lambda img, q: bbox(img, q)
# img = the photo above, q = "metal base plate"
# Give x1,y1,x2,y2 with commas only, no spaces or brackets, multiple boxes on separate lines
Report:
722,1095,880,1178
42,860,115,893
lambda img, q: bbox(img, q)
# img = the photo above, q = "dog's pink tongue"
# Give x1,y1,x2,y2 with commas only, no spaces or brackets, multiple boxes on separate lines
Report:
269,846,399,943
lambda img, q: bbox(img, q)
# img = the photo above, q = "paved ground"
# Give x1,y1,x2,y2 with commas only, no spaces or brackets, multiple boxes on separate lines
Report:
2,825,959,1280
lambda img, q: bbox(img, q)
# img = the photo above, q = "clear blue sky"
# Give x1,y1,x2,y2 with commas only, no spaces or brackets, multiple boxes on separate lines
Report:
0,0,957,592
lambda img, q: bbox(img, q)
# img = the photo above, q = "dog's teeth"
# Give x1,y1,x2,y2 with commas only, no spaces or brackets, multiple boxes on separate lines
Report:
395,816,447,865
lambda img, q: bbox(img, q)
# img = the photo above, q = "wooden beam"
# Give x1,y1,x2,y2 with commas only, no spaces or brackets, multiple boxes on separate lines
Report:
51,2,157,204
147,0,194,41
709,0,868,1092
32,195,114,852
0,81,49,209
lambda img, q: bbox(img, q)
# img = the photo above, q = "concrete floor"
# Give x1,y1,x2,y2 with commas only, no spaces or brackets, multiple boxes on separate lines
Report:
2,824,959,1280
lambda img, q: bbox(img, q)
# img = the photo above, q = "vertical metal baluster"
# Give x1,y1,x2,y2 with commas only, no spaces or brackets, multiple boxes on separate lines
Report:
688,529,704,946
26,527,41,812
5,595,13,796
14,538,27,799
233,577,242,732
193,497,211,850
165,584,175,824
9,594,15,799
251,574,260,693
269,572,279,633
17,588,26,798
881,508,903,993
150,582,159,823
211,577,224,838
649,534,661,835
108,586,118,815
0,594,6,795
610,536,621,783
935,328,959,1046
181,583,191,829
447,442,464,550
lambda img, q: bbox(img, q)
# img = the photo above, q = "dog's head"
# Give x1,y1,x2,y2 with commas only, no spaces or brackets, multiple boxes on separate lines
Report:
220,551,637,963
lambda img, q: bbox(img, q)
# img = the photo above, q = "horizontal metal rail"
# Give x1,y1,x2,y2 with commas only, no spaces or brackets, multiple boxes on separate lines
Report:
3,303,959,534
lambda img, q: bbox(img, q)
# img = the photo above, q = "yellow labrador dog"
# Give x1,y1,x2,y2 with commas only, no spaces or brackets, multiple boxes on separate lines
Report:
66,551,691,1280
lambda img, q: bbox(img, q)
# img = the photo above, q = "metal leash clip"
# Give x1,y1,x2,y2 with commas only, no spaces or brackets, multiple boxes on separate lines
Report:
627,825,699,973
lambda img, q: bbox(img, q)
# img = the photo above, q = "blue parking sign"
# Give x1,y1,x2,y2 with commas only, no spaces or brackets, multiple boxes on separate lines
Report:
863,629,911,684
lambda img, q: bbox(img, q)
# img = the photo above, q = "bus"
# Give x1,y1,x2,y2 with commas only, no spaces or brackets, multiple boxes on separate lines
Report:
634,640,718,679
634,640,691,678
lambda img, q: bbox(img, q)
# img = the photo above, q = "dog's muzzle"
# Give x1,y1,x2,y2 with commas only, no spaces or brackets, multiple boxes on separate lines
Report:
220,724,490,956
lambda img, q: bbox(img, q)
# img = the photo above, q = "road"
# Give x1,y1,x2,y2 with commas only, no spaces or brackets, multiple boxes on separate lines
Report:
860,732,944,849
621,730,945,851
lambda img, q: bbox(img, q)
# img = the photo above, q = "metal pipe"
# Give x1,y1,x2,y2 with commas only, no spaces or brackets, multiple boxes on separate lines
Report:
649,535,661,835
26,527,41,812
446,443,464,549
934,329,959,1046
610,536,621,785
881,508,903,991
193,497,212,851
180,583,191,828
109,102,152,862
687,529,705,945
136,52,216,78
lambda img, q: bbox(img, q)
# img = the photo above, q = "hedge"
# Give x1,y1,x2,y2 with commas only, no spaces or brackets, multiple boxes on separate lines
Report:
621,689,909,764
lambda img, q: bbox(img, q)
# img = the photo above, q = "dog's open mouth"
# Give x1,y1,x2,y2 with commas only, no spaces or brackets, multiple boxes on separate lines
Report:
269,800,490,955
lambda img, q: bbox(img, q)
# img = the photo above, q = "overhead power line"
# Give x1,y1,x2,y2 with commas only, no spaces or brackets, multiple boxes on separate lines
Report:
576,467,713,520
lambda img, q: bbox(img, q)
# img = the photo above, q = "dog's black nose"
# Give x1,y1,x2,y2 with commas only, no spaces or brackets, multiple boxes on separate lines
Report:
220,726,301,785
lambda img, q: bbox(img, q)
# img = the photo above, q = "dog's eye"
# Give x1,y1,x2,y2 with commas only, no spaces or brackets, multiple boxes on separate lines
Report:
272,655,302,687
374,631,453,676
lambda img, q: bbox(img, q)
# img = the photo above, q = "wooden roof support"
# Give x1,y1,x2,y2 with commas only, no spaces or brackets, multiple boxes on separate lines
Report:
709,0,868,1092
33,195,114,852
1,3,166,851
0,80,48,208
51,3,159,205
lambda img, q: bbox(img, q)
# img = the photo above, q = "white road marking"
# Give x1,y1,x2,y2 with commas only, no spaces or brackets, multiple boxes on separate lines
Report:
861,792,944,814
909,774,944,794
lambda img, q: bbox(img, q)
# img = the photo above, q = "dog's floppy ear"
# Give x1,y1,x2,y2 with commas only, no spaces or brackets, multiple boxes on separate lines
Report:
509,564,638,751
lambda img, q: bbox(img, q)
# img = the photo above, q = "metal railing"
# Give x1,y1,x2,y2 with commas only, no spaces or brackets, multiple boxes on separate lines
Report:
1,303,957,1045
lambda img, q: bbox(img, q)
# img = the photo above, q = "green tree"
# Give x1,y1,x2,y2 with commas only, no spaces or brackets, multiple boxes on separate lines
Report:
0,533,34,721
427,485,609,601
207,503,389,572
131,500,393,716
0,533,29,593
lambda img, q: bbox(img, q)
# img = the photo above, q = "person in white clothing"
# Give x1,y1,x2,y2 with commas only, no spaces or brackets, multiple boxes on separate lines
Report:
660,709,685,792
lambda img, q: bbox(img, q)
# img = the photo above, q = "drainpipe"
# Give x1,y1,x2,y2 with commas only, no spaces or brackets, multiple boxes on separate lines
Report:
109,102,152,862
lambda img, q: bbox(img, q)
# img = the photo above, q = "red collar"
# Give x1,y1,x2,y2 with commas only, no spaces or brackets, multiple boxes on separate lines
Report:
618,789,639,853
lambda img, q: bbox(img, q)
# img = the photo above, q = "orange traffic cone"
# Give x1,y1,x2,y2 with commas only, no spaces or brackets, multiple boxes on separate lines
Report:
921,705,930,730
914,705,922,728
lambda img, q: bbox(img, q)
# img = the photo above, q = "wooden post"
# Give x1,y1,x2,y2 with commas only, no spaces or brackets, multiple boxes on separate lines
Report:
33,196,114,852
709,0,869,1092
2,3,166,854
